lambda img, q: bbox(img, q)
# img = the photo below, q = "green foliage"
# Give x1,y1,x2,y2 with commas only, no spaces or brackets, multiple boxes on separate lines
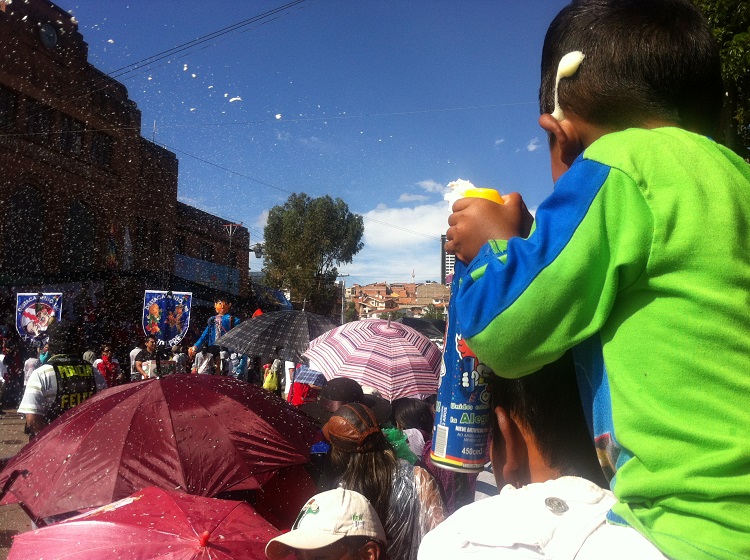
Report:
693,0,750,158
344,301,359,323
422,303,445,320
262,193,364,314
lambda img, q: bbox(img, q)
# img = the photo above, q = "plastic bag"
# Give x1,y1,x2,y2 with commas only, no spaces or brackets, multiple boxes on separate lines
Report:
382,459,445,560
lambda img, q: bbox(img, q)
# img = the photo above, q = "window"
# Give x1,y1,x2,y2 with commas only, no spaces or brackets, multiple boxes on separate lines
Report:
26,99,53,143
91,130,113,167
61,200,95,277
0,86,17,131
199,242,213,261
3,186,45,276
60,114,84,154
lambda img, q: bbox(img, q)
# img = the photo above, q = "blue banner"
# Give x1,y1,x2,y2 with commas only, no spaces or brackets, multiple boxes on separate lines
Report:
142,290,192,346
16,292,63,345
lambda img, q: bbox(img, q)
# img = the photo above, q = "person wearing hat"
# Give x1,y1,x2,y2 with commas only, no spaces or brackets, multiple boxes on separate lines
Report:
265,488,387,560
322,403,444,560
300,377,391,427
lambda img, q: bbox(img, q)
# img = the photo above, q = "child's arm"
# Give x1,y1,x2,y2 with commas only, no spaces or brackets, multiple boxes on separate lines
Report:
445,193,534,264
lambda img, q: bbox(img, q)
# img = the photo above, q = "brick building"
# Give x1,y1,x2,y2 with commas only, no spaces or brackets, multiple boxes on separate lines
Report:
0,0,251,343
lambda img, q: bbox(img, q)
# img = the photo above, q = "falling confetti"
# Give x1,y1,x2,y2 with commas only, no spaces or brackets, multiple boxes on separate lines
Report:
275,114,282,120
107,39,114,44
229,97,241,103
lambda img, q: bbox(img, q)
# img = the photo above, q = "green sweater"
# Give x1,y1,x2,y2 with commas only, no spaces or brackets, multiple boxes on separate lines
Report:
454,128,750,560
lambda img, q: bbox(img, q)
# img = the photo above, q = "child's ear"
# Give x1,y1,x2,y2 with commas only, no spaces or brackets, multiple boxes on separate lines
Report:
493,405,530,488
539,113,584,178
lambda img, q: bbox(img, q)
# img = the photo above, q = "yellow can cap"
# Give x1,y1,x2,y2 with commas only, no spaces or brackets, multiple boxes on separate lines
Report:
464,188,504,205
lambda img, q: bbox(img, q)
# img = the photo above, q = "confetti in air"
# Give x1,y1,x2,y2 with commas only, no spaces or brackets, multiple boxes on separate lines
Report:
275,114,282,120
107,39,114,44
183,64,188,71
229,96,242,103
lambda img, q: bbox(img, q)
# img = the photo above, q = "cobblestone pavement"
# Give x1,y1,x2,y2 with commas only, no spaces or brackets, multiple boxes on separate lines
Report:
0,409,32,560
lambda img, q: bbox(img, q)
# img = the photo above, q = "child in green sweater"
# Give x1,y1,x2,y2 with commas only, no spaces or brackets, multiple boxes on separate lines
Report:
445,1,750,558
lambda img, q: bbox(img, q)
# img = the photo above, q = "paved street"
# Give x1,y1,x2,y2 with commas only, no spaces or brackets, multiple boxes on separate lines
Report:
0,409,32,560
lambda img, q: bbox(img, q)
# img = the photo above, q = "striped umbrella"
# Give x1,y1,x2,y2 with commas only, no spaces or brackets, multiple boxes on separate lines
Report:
303,319,441,401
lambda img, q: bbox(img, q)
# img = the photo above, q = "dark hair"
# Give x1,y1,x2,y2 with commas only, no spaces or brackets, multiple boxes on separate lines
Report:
45,321,80,356
540,0,723,136
328,428,397,526
144,335,157,343
390,398,434,435
490,351,608,487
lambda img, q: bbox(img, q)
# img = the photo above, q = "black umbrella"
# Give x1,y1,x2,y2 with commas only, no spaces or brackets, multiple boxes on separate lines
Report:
216,310,337,361
394,317,445,340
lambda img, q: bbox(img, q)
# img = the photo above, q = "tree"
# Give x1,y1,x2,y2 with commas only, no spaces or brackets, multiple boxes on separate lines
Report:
344,301,359,323
693,0,750,158
263,193,364,314
422,303,445,320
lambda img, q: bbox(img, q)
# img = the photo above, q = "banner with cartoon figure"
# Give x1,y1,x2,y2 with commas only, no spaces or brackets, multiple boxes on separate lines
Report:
16,292,63,345
142,290,192,346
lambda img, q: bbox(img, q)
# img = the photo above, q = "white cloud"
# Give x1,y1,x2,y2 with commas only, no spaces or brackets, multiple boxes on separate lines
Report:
416,179,446,194
527,137,541,152
339,201,450,283
398,193,429,203
255,209,269,229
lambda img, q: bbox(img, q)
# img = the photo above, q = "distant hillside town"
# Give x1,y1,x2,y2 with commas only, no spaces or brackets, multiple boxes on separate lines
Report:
346,281,450,320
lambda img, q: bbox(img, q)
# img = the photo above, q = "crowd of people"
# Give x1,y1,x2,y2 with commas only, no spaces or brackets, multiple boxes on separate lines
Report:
1,0,748,558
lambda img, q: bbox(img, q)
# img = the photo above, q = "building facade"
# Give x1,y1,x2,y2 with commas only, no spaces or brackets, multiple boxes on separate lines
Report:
0,0,250,343
440,234,455,285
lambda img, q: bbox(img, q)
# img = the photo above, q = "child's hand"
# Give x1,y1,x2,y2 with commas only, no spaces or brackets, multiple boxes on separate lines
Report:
445,192,533,264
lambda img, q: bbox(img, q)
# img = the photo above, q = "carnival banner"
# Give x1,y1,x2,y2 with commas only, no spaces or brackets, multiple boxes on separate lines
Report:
16,292,63,345
142,290,192,346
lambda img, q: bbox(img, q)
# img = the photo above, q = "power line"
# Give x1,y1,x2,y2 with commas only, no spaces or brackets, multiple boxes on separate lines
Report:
12,1,307,137
162,142,442,242
107,1,306,81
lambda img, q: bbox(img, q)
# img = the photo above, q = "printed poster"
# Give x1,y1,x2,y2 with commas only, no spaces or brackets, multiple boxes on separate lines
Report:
16,292,63,345
142,290,192,346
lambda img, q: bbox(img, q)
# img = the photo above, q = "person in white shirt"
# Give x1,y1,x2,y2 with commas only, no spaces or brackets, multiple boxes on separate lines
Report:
191,345,214,375
18,321,107,438
23,351,42,386
129,342,142,382
418,352,667,560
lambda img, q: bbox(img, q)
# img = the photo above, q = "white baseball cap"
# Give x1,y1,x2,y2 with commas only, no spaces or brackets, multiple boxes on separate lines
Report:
265,489,386,559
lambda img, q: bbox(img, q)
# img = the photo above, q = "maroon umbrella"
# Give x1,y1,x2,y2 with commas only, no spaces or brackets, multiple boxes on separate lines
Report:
0,375,318,524
8,486,280,559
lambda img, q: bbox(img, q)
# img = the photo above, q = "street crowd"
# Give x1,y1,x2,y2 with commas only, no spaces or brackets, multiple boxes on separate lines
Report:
2,0,750,558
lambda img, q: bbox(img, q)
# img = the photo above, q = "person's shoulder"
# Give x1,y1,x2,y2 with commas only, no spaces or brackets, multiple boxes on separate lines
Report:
419,477,617,560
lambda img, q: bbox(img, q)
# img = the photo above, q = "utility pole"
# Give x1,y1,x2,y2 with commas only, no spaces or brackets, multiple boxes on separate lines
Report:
338,274,349,324
223,223,242,294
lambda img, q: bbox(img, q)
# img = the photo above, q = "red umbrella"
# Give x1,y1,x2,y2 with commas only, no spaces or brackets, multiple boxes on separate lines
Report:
0,375,318,524
303,319,442,401
8,486,280,559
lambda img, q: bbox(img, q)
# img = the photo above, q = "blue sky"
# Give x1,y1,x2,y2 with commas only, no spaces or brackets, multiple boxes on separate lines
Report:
64,0,569,286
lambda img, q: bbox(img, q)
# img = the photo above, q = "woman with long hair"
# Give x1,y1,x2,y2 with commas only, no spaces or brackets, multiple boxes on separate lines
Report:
322,403,445,560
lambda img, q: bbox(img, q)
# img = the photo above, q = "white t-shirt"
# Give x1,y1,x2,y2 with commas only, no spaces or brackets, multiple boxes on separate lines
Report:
0,353,8,383
129,347,142,375
23,357,41,385
418,476,667,560
18,362,108,416
193,352,214,374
